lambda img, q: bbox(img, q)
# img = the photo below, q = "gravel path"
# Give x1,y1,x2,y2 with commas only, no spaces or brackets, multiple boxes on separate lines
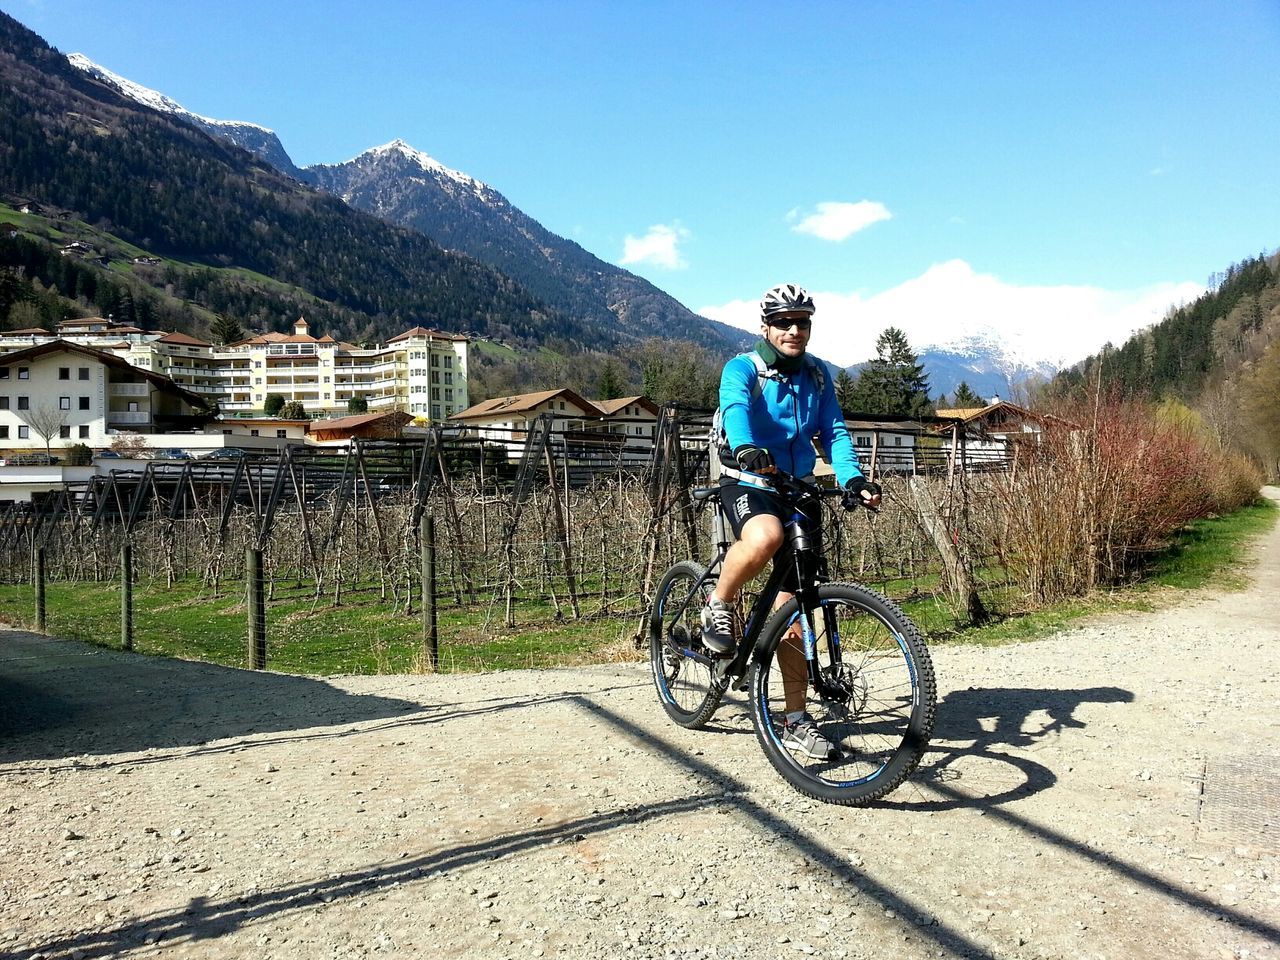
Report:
2,491,1278,960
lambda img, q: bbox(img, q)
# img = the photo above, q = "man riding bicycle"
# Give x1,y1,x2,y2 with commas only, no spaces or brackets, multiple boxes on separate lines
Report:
704,283,881,759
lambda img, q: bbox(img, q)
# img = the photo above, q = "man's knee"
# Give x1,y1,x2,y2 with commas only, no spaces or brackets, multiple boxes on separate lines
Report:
739,516,784,558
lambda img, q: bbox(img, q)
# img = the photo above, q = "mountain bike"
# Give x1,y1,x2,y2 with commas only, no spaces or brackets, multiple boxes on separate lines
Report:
648,471,936,806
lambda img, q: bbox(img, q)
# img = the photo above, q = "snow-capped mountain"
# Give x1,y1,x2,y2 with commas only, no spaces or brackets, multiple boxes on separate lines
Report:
66,54,749,353
302,141,740,346
67,54,302,178
916,327,1060,404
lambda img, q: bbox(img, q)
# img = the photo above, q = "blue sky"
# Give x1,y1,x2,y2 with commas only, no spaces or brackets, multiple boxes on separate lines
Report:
15,0,1280,367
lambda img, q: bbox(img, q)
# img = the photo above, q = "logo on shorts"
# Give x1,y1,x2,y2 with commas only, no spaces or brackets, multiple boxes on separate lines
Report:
734,494,751,521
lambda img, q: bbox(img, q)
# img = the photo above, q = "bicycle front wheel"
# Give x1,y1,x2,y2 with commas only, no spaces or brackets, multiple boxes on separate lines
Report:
649,561,724,728
748,582,936,806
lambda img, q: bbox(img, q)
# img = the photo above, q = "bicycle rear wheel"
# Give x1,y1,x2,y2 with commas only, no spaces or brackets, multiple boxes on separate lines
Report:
649,561,724,728
748,582,936,806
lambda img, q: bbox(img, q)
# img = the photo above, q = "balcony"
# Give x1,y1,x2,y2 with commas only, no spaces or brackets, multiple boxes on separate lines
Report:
107,411,151,425
110,383,149,397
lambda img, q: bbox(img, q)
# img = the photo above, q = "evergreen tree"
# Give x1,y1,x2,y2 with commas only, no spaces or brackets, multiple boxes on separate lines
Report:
280,400,308,420
846,327,933,417
596,359,624,401
211,313,245,345
835,369,857,416
952,381,984,407
347,395,369,414
263,393,285,417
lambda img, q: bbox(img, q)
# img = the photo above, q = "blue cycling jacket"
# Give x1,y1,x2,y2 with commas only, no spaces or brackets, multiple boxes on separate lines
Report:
719,350,863,488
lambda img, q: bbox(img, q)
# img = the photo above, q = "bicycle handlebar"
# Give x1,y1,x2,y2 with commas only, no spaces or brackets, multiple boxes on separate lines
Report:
764,470,879,513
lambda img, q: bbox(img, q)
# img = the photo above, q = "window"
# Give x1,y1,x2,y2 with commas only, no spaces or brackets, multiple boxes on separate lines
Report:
78,425,89,439
18,367,29,379
431,387,440,400
0,368,8,379
59,397,71,410
59,367,70,380
444,389,452,401
126,401,138,412
17,396,29,411
893,436,902,447
855,435,870,446
432,404,441,419
444,372,452,384
223,429,233,435
430,354,439,367
0,426,7,439
250,429,260,437
78,368,89,380
444,356,452,368
276,429,287,438
79,397,90,410
0,397,7,410
59,425,71,439
430,371,440,384
18,425,28,439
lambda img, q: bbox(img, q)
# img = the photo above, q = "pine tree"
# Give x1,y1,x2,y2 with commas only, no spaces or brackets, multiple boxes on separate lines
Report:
211,313,245,345
835,369,857,416
952,381,983,407
596,359,624,401
847,327,933,417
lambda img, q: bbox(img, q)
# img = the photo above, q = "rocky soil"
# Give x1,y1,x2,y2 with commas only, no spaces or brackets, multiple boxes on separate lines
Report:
1,491,1278,960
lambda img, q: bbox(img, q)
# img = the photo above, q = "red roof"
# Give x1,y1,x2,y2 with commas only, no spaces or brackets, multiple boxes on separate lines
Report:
156,332,211,346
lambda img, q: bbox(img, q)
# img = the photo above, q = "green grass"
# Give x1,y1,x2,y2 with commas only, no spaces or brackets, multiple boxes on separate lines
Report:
2,497,1273,675
0,576,636,676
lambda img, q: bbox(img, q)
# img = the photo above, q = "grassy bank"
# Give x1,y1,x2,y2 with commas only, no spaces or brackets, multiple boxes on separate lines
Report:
1,497,1273,675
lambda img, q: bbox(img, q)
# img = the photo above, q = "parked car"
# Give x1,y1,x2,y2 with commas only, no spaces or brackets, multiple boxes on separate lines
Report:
200,448,248,459
153,448,189,460
95,450,121,459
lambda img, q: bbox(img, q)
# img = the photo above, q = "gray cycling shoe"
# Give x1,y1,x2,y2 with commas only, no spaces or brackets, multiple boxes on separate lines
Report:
700,595,736,655
782,715,842,760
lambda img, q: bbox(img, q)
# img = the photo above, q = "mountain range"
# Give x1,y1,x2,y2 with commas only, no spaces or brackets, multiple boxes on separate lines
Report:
66,53,747,356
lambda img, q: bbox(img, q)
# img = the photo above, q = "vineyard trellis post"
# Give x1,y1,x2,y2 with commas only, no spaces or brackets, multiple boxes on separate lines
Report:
543,438,580,619
246,546,266,669
120,541,133,651
34,544,46,632
420,514,439,671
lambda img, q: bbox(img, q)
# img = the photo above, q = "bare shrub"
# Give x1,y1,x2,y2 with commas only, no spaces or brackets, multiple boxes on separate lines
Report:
992,391,1262,602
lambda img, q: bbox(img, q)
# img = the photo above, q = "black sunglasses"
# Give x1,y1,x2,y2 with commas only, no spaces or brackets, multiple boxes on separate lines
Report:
765,316,812,330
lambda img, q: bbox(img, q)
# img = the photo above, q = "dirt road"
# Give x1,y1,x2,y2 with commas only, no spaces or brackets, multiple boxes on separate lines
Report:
2,492,1278,960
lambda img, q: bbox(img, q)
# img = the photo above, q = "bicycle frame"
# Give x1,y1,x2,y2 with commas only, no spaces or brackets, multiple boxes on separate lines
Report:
660,479,850,702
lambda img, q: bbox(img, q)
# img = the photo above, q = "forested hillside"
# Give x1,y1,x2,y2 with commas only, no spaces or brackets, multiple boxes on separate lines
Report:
1053,251,1280,474
0,13,589,349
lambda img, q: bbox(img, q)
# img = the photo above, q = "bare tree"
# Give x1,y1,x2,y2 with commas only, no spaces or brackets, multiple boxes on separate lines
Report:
25,405,67,460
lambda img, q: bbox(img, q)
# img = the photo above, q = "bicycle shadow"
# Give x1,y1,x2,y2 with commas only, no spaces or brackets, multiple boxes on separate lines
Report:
879,684,1135,811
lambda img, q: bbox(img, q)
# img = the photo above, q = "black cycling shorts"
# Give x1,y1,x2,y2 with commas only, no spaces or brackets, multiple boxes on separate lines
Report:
718,481,823,594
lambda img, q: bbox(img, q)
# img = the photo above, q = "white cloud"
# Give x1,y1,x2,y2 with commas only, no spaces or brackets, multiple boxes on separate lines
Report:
699,260,1203,370
619,223,689,269
788,201,892,242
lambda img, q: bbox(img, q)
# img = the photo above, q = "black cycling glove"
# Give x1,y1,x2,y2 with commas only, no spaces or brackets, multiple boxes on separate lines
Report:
842,476,882,511
733,445,776,475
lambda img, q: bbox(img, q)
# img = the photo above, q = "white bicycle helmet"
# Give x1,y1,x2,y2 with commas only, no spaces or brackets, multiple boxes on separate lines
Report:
760,283,816,320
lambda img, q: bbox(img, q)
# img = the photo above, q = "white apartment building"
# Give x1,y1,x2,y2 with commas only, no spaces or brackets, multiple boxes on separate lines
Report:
0,318,470,422
0,341,206,452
